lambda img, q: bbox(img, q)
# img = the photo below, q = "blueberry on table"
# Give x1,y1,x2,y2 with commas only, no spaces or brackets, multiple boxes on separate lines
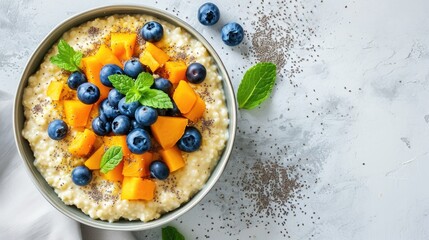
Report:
140,21,164,42
112,115,131,135
99,64,124,87
126,128,151,154
118,97,140,117
77,82,100,104
92,116,111,136
124,59,145,79
221,22,244,46
150,160,170,180
71,166,92,186
108,89,125,108
99,99,121,120
67,71,87,90
186,63,207,84
198,2,220,26
48,119,68,140
135,106,158,126
152,77,172,94
177,127,202,152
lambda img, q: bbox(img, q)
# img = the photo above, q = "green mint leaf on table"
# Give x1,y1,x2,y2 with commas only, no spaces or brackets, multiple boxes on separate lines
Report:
109,74,134,94
135,72,154,91
126,86,142,102
49,39,82,72
237,62,277,109
100,146,123,174
162,226,185,240
139,89,173,109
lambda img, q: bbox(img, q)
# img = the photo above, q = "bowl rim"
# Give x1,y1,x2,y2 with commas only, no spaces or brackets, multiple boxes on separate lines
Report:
13,4,237,231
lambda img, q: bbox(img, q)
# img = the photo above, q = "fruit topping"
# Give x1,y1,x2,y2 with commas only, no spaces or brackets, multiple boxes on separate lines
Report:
186,63,207,84
112,115,132,135
63,100,93,127
177,127,202,152
92,116,112,136
150,160,170,180
48,119,68,140
71,166,92,186
140,21,164,42
121,177,155,200
110,32,137,61
67,71,87,90
68,129,97,157
150,116,188,149
107,89,125,108
77,82,100,104
124,59,145,78
47,81,64,101
100,64,124,87
135,105,158,126
159,146,185,172
118,98,140,118
126,128,151,154
99,99,121,120
164,61,187,84
152,77,173,94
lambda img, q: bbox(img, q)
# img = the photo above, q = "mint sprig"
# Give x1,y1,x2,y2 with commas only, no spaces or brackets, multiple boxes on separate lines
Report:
162,226,185,240
100,146,123,174
109,72,173,109
237,62,277,109
50,39,82,72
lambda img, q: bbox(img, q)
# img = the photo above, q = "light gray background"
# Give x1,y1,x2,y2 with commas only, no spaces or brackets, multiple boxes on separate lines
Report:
1,0,429,239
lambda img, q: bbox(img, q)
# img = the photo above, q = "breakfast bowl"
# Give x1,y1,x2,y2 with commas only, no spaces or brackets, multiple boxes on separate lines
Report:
13,5,236,230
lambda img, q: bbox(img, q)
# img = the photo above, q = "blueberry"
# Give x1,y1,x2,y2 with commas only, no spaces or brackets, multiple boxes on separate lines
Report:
92,116,111,136
67,71,87,90
166,101,181,117
77,82,100,104
135,106,158,126
124,59,145,79
112,115,131,135
140,21,164,42
99,99,121,120
150,160,169,180
108,89,125,108
100,64,124,87
221,22,244,46
118,97,140,117
186,63,207,84
198,2,220,26
152,77,172,94
48,119,68,140
177,127,202,152
71,166,92,186
126,128,151,154
131,119,145,130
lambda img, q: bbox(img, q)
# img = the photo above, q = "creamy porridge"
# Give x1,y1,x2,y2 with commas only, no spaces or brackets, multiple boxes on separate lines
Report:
22,14,229,222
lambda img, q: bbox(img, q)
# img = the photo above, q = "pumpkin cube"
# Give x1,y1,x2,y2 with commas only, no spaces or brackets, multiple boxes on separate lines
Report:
160,146,185,172
150,116,188,149
121,177,155,200
139,50,159,72
47,81,64,100
183,95,206,122
103,136,131,157
101,161,124,182
94,44,123,68
68,129,97,157
172,80,197,114
84,145,105,170
63,100,93,127
111,32,137,61
165,61,187,84
145,42,169,66
81,56,110,102
122,152,154,177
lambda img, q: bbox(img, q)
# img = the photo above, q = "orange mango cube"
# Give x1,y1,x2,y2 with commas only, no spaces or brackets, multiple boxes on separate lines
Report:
121,177,155,200
63,100,93,127
145,42,169,66
101,161,124,182
165,61,187,84
183,95,206,122
140,50,159,72
172,80,197,114
47,81,64,100
150,116,188,149
111,32,137,61
160,146,185,172
84,145,105,170
122,152,154,177
68,129,97,157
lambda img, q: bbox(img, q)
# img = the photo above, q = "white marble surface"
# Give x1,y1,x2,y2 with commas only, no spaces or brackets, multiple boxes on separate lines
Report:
2,0,429,239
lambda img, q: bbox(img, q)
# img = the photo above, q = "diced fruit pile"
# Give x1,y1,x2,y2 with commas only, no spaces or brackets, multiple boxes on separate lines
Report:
47,20,208,201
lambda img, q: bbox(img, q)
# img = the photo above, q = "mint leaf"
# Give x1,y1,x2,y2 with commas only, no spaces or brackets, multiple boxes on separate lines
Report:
135,72,154,91
49,39,82,72
100,146,123,174
162,226,185,240
125,86,142,103
139,89,173,109
237,62,277,109
109,74,134,94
